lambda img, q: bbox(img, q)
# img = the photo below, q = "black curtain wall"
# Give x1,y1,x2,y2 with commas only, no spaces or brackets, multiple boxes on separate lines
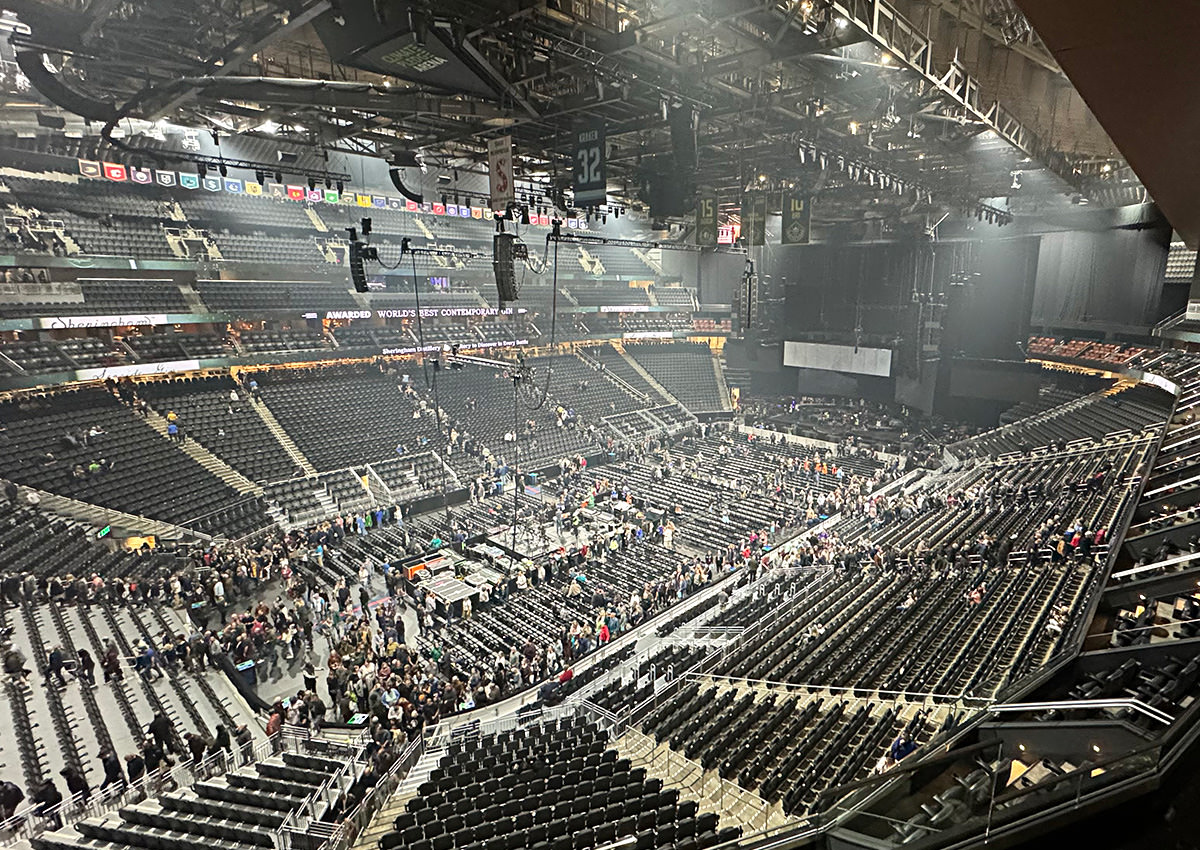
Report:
1031,228,1167,329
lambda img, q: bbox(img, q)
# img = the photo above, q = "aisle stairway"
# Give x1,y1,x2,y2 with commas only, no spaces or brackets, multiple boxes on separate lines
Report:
353,745,446,850
251,399,320,476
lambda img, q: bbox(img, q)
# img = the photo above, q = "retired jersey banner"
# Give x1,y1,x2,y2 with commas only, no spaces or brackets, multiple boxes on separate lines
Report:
287,185,306,200
572,121,606,206
179,173,200,189
202,176,223,192
695,188,718,247
102,162,128,182
155,170,177,187
224,178,243,194
78,159,101,179
130,167,153,185
780,192,811,245
245,181,263,196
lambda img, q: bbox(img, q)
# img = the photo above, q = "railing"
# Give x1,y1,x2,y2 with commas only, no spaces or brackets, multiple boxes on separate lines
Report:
318,733,425,850
0,733,280,845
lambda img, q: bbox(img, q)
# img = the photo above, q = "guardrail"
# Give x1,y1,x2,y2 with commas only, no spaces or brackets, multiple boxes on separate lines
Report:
0,732,280,845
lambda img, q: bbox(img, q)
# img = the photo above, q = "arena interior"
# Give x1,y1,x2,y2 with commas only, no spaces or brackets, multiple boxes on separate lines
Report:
1,1,1200,849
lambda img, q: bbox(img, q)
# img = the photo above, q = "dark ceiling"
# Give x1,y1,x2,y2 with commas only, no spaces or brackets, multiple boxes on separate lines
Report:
1016,0,1200,247
0,0,1148,231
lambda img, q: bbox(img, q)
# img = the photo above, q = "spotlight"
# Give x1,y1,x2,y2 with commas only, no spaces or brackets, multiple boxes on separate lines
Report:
336,180,344,193
218,162,228,177
255,170,265,184
308,177,317,190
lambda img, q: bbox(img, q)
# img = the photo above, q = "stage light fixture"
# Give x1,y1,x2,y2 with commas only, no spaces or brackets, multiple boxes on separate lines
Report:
218,162,228,177
308,177,317,190
275,170,283,184
255,170,265,184
336,180,344,193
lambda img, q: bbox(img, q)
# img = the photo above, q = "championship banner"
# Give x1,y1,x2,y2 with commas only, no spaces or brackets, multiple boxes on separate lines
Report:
572,120,606,206
179,173,200,190
327,189,344,204
487,135,515,208
155,170,177,187
130,167,153,185
744,193,767,246
781,192,811,245
224,178,244,194
202,176,223,192
78,160,101,179
287,185,306,200
102,162,128,182
245,181,263,196
695,188,718,247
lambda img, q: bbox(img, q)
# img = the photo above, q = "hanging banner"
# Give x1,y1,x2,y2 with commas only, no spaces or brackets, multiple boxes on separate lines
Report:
458,205,471,218
432,202,446,215
695,188,718,247
388,198,403,210
102,162,128,182
471,207,483,219
78,159,101,179
305,188,321,202
446,204,459,217
202,176,223,192
245,181,263,196
268,184,285,198
572,120,607,206
487,134,515,209
155,170,177,187
405,199,419,212
781,192,811,245
178,173,200,189
483,208,494,221
224,178,244,194
744,193,767,246
372,195,387,208
326,189,343,204
130,167,153,185
287,185,306,200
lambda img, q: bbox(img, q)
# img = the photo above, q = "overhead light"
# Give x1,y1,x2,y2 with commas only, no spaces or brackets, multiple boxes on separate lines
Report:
757,173,767,183
257,120,279,134
835,16,848,28
880,53,893,65
917,153,925,160
1101,163,1112,173
848,121,859,134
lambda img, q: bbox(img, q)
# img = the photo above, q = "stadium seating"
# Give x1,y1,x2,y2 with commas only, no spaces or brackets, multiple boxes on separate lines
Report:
625,342,725,411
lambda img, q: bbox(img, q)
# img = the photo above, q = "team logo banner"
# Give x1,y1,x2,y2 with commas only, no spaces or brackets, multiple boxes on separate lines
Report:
155,170,177,187
388,198,403,210
102,162,128,181
245,181,263,196
179,173,200,189
325,189,341,204
780,192,811,245
355,193,372,207
224,178,244,193
307,188,323,202
459,205,471,218
471,207,482,219
406,199,419,212
446,204,458,217
287,185,306,200
372,196,387,208
77,160,101,179
202,176,223,192
432,202,446,215
130,167,153,185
